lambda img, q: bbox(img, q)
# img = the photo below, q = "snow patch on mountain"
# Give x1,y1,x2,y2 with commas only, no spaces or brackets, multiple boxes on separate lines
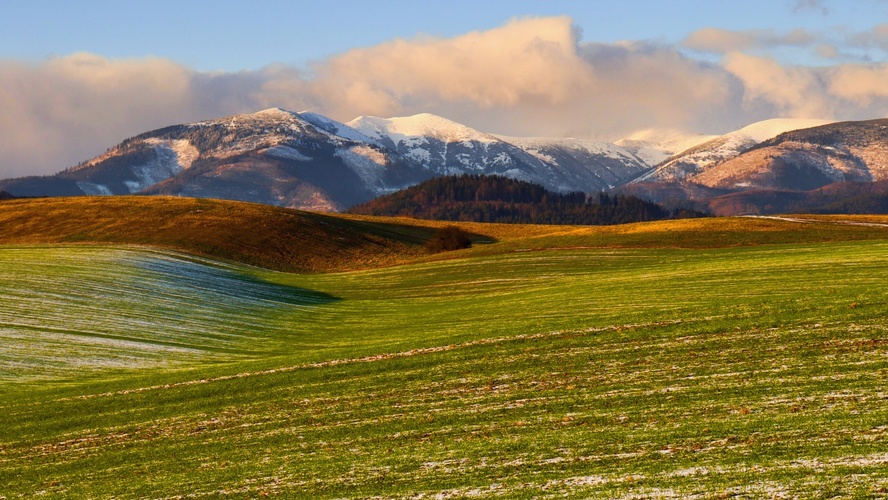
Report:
195,108,330,158
125,149,184,193
143,138,199,170
495,135,652,191
261,145,312,161
347,113,542,180
251,107,295,120
336,145,389,192
405,147,432,164
297,111,379,145
76,182,112,195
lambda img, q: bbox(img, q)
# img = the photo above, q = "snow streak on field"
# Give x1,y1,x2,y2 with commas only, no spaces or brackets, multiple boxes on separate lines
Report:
0,247,330,383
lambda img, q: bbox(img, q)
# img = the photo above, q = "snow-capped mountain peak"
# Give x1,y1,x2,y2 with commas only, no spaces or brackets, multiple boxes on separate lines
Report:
729,118,835,143
296,111,380,145
253,107,297,119
348,113,499,145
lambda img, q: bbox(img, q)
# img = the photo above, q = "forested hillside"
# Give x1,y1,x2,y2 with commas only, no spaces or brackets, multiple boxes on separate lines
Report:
349,174,705,224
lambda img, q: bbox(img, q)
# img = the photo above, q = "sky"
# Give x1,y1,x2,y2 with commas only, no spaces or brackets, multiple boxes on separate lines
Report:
3,0,888,177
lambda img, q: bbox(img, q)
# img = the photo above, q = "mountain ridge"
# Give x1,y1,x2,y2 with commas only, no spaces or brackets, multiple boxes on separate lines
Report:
2,109,887,215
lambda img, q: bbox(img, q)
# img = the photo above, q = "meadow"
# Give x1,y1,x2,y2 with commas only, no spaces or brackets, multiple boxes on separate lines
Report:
0,198,887,498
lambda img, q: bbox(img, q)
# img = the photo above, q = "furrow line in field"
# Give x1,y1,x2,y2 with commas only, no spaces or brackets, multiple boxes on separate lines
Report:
50,320,700,401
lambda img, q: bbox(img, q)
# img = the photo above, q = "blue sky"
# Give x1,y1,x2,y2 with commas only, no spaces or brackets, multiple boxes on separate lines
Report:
3,0,885,70
3,0,888,176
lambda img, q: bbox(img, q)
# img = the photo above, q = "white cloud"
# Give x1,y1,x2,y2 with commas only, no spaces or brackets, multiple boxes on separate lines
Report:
2,17,888,179
0,53,222,178
828,63,888,103
723,52,832,117
683,27,817,55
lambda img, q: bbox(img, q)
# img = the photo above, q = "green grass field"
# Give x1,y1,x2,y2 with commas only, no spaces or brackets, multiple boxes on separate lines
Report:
1,198,887,498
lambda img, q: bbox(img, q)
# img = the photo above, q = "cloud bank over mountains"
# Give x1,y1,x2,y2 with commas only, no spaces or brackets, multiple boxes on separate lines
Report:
4,16,888,177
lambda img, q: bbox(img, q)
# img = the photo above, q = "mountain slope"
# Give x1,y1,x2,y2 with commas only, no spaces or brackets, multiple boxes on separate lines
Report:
620,119,888,215
635,118,834,183
700,180,888,216
693,119,888,192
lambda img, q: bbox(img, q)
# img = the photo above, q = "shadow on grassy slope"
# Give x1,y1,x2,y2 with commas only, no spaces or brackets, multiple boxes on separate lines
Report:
133,251,342,306
0,196,441,273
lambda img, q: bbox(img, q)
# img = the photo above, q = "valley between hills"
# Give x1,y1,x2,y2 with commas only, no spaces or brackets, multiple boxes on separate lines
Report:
1,196,887,498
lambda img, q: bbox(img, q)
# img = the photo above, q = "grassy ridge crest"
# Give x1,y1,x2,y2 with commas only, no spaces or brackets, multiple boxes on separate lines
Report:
0,196,436,273
4,196,888,273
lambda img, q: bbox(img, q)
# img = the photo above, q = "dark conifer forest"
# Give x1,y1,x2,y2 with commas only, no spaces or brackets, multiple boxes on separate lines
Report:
348,174,706,225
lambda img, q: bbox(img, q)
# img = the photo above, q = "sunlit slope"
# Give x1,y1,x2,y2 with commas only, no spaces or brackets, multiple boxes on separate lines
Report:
0,196,434,272
343,212,888,252
0,246,336,385
1,239,887,497
6,197,888,275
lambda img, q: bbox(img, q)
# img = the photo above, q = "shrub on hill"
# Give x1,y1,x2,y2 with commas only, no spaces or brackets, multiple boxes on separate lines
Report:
349,174,707,225
425,226,473,253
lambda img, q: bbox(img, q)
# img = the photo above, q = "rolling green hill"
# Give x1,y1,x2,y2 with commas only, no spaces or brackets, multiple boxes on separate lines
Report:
1,198,888,497
0,196,437,273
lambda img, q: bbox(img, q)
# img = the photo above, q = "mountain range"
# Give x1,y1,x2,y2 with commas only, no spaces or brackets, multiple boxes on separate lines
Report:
2,108,888,215
0,109,655,211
